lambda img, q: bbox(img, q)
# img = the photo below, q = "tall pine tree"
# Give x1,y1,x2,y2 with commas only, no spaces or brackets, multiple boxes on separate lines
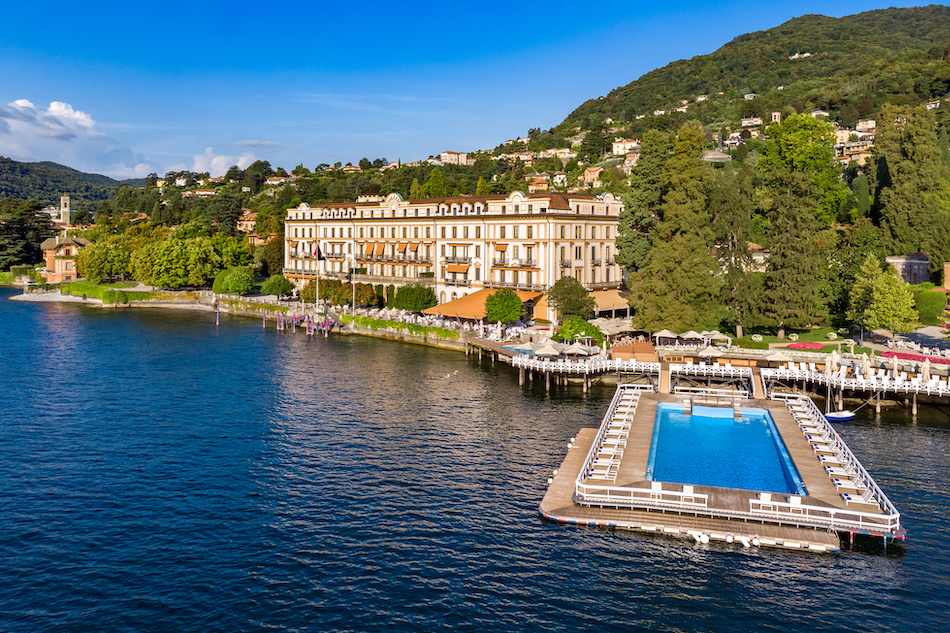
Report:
628,124,721,331
759,114,830,336
615,129,671,272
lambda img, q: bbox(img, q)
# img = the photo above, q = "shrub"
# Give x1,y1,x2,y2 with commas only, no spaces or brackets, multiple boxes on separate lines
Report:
261,274,294,298
392,284,437,312
102,290,116,304
213,266,255,295
115,290,128,304
912,289,946,326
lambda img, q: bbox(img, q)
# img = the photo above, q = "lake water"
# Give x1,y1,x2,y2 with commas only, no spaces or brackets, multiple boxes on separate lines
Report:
2,286,949,632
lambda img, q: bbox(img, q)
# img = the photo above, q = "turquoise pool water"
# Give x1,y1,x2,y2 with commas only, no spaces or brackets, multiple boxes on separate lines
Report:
647,403,806,495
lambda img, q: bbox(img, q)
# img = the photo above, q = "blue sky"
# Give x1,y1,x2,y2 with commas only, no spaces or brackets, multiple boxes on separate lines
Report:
0,1,933,179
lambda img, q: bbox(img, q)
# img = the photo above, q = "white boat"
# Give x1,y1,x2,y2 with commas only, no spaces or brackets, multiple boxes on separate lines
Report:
826,410,856,422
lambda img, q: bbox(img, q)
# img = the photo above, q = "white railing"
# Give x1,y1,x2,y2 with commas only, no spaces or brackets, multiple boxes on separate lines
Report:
672,386,750,398
670,362,752,379
749,497,900,534
774,394,902,536
576,482,709,510
761,367,950,398
512,355,661,376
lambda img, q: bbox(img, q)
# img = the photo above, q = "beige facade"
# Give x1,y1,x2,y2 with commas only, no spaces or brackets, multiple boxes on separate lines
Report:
283,191,624,319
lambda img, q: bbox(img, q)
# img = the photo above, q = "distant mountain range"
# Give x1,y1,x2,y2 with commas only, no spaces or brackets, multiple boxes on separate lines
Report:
558,5,950,132
0,157,145,211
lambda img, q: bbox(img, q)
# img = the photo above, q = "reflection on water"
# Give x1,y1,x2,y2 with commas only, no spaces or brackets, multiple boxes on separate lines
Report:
1,286,948,632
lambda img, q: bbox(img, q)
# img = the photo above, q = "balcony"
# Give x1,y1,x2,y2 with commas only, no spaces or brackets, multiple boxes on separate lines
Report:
588,281,623,289
559,260,572,268
443,278,472,287
350,274,435,285
444,256,472,264
492,258,509,267
591,258,602,266
606,257,616,265
325,252,347,260
483,280,546,292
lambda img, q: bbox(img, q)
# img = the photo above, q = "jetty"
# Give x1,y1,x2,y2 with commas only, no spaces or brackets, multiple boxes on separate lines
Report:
539,385,905,553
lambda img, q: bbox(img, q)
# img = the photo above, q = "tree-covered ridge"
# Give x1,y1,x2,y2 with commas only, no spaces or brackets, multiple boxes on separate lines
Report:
0,157,143,211
560,5,950,132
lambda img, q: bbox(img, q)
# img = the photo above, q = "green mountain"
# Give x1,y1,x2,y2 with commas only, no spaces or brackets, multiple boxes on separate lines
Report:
559,5,950,132
0,157,145,211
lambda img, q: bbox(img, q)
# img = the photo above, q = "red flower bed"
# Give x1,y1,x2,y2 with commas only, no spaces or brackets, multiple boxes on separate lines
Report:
881,351,950,365
787,342,824,350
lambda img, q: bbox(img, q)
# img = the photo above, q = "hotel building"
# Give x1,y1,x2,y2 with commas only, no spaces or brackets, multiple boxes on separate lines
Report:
283,190,625,320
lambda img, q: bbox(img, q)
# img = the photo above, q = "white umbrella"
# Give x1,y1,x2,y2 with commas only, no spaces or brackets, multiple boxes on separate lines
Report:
830,349,839,373
533,344,562,357
861,353,871,378
891,354,899,375
696,345,722,357
921,358,931,383
563,342,593,356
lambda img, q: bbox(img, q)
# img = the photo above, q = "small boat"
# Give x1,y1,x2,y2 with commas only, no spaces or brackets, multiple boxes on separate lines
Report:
825,410,856,422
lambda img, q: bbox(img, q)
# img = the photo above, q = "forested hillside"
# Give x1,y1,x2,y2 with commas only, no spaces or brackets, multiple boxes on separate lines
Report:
0,157,143,211
560,5,950,134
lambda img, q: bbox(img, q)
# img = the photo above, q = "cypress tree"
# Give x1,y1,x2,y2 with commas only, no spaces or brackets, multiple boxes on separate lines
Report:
615,129,671,272
628,124,721,331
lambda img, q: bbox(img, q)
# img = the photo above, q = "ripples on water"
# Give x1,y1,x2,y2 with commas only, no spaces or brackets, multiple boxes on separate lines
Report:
1,287,948,632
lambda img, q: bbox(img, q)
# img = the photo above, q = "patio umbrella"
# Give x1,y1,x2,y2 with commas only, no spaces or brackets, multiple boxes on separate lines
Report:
921,358,932,383
696,345,721,357
652,329,677,342
602,339,608,355
533,344,562,357
861,353,871,378
829,349,839,373
891,354,899,375
563,342,593,356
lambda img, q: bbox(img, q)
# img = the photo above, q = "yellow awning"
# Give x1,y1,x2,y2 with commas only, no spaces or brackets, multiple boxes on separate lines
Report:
495,244,508,251
397,243,408,252
446,264,470,273
408,243,420,251
374,243,386,255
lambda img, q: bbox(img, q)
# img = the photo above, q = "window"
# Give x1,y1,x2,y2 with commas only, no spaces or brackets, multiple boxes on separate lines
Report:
501,205,506,214
414,227,419,238
514,204,519,213
475,245,480,257
426,227,431,238
500,226,506,239
513,246,519,259
403,227,407,238
475,226,481,239
575,246,582,260
560,226,566,239
513,226,519,239
441,227,446,238
463,226,468,239
591,226,597,239
527,226,533,239
528,204,532,212
323,228,328,238
592,246,597,260
348,228,352,238
606,227,611,239
575,226,582,239
560,246,565,260
370,228,374,238
475,267,480,281
441,245,446,256
452,226,457,239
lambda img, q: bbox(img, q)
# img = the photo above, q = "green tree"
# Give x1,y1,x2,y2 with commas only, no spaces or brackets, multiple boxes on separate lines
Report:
409,178,424,199
877,105,950,275
476,176,490,196
484,288,524,323
852,174,870,217
261,274,294,298
847,254,885,326
213,266,255,295
0,198,54,269
425,168,446,198
546,276,595,320
615,129,671,271
258,236,284,278
628,124,721,331
863,265,920,345
554,316,605,346
759,115,830,335
712,162,759,338
75,236,132,281
392,284,437,312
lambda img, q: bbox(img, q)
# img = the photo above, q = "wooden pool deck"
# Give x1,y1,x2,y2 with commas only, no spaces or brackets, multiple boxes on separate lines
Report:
539,391,905,553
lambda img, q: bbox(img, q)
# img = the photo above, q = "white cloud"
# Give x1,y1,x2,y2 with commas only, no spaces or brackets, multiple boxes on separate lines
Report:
0,98,160,179
190,147,258,177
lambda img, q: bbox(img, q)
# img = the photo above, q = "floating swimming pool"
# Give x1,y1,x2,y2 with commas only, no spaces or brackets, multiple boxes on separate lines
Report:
647,403,806,495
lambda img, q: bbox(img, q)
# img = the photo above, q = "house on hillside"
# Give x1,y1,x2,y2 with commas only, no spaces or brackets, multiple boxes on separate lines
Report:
582,166,604,188
39,236,91,283
611,138,639,156
886,253,930,285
